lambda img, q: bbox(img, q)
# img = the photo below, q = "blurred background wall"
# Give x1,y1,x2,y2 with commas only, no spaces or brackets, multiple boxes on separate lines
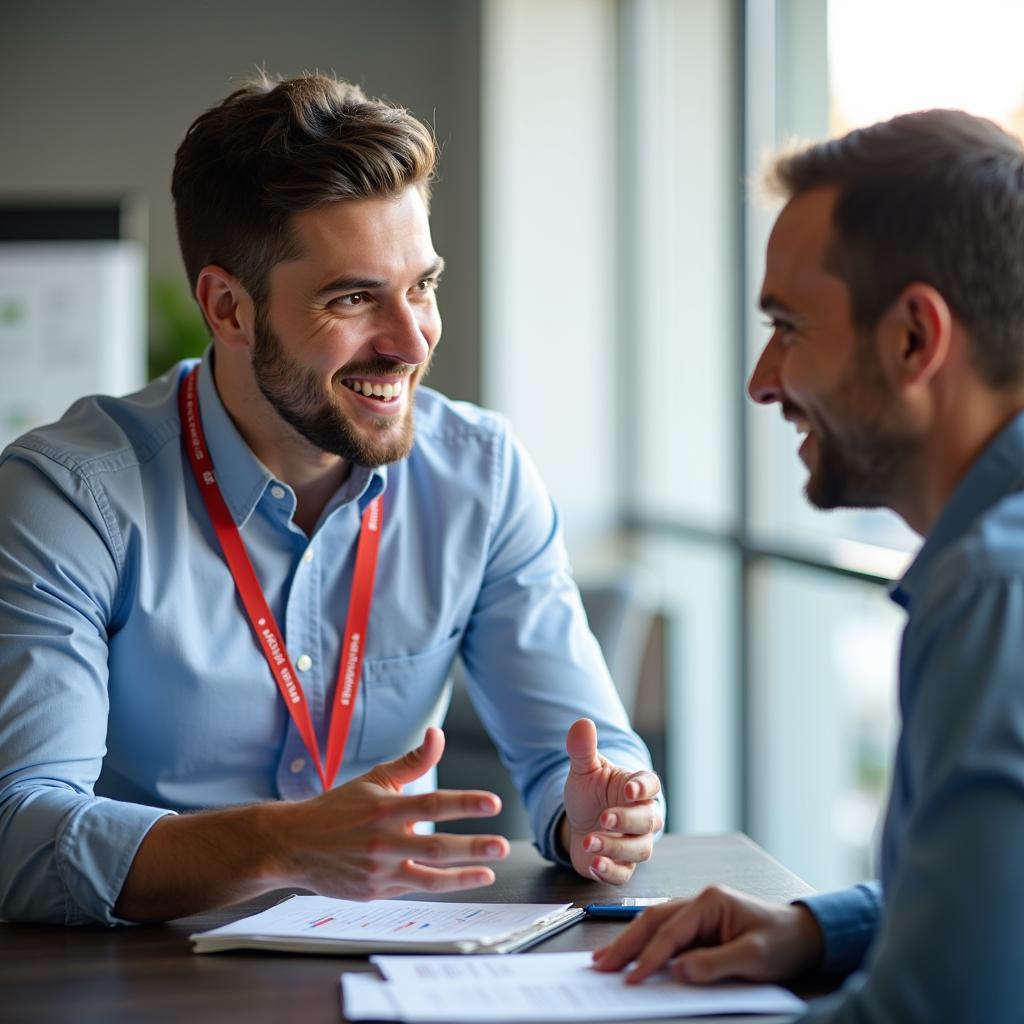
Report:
0,0,483,402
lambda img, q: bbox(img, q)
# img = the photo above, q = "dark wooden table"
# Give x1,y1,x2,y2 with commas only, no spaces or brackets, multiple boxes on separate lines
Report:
0,833,815,1024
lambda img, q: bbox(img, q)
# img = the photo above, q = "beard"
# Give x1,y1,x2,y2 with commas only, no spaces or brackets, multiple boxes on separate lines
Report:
800,339,917,511
250,306,428,467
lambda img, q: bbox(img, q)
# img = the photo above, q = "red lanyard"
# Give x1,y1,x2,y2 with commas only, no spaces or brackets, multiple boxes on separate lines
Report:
179,366,383,791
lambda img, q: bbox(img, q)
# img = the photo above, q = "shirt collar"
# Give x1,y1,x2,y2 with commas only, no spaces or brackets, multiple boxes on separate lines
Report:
194,348,388,528
891,409,1024,609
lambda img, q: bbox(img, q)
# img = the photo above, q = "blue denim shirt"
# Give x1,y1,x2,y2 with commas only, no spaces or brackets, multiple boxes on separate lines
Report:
800,410,1024,1022
0,352,654,925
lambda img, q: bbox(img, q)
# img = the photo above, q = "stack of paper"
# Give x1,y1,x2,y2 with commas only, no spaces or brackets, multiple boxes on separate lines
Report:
191,895,584,955
341,951,807,1022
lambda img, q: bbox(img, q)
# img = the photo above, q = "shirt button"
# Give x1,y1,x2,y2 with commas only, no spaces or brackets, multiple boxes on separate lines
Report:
296,654,312,671
270,485,286,500
289,757,305,774
302,548,314,564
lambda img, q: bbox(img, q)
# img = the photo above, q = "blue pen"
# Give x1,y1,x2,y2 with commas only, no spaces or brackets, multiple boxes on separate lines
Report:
583,897,671,919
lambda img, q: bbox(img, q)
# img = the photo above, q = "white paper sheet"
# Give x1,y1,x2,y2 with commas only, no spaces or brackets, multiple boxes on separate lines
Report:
341,950,806,1022
342,974,402,1021
202,895,573,943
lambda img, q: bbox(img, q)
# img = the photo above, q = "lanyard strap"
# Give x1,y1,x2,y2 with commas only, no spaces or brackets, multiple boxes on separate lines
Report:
179,366,383,792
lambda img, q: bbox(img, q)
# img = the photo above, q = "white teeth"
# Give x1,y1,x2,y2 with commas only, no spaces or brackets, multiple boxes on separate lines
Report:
345,378,405,399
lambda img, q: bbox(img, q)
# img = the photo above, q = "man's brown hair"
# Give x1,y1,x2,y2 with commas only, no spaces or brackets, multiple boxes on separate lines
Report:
171,71,436,309
766,109,1024,386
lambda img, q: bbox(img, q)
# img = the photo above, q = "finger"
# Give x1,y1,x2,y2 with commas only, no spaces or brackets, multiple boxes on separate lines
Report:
565,718,602,775
394,789,503,824
598,804,662,836
588,855,634,886
591,901,685,971
365,727,445,790
626,898,720,983
622,770,661,803
399,860,497,893
583,832,653,866
673,932,769,984
403,833,510,865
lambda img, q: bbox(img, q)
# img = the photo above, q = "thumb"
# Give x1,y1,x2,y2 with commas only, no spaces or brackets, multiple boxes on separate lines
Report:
367,726,445,791
566,718,601,775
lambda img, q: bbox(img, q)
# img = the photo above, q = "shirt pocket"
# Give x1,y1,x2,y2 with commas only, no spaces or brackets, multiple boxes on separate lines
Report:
354,631,462,765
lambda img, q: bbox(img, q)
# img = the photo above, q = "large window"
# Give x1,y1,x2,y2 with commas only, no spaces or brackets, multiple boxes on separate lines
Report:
480,0,1024,891
622,0,1024,891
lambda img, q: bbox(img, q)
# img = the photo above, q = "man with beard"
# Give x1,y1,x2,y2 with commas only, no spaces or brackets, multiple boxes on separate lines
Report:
593,109,1024,1021
0,73,661,925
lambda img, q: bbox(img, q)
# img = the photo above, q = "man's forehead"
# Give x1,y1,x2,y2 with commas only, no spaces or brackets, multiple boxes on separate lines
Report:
292,189,432,248
761,186,841,304
274,189,437,285
769,186,837,258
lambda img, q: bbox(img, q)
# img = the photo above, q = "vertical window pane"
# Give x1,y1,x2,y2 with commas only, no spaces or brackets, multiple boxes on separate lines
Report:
748,562,903,890
749,0,1024,562
624,0,739,531
632,534,741,834
745,0,918,562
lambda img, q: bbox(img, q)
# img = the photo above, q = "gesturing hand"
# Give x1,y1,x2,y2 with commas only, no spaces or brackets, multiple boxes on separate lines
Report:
592,885,824,984
274,727,510,900
560,718,662,884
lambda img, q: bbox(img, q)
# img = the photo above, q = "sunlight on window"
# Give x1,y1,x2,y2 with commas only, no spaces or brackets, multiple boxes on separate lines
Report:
829,0,1024,138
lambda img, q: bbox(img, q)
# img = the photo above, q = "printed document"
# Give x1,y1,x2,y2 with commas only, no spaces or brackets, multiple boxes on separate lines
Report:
191,895,583,954
341,950,806,1021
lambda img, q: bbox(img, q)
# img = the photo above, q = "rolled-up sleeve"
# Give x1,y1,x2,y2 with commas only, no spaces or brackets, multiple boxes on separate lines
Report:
0,452,171,925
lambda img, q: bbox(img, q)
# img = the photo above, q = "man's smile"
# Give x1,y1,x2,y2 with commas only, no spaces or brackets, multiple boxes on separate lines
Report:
783,407,816,465
339,374,411,416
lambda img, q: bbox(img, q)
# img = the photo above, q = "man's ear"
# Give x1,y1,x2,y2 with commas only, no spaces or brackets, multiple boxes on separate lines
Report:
194,266,255,352
877,282,953,393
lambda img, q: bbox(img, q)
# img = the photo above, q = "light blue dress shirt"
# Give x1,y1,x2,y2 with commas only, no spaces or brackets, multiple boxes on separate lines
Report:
798,410,1024,1022
0,352,654,925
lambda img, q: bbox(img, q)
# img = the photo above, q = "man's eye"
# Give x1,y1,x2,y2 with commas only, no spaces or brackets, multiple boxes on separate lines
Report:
762,318,794,336
334,292,368,307
415,277,440,293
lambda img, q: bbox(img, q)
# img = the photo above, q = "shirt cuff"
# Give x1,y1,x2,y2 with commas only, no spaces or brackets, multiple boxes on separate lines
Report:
797,881,883,976
57,797,176,925
530,767,574,867
541,804,575,869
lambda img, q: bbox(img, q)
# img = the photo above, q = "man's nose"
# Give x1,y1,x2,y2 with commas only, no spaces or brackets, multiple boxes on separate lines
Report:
373,299,433,366
747,335,783,405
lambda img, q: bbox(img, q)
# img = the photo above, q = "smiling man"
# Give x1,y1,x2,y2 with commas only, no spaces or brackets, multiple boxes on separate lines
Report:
594,109,1024,1021
0,73,661,925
